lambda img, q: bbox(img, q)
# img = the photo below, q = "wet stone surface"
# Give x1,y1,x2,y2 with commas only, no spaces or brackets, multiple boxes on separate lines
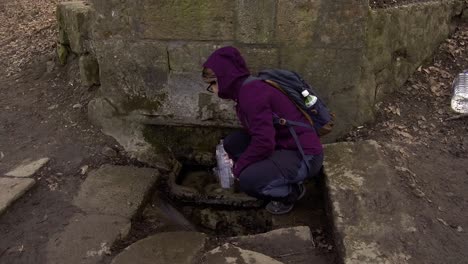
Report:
102,161,336,263
168,163,262,208
182,206,272,236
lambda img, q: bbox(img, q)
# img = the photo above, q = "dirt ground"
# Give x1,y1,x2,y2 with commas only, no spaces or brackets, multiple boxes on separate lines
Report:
0,1,138,263
0,0,467,263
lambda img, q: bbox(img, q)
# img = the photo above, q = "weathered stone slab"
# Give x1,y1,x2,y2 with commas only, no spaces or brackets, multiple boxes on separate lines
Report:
138,0,236,40
203,243,283,264
323,141,413,263
79,54,100,86
5,158,49,177
0,177,36,215
111,232,206,264
56,1,91,54
168,162,262,208
310,1,368,50
90,1,140,40
365,1,463,101
57,44,69,65
276,0,321,46
93,38,169,101
73,165,159,219
238,47,279,75
167,42,231,73
463,6,468,22
46,213,130,264
236,0,276,44
228,226,315,262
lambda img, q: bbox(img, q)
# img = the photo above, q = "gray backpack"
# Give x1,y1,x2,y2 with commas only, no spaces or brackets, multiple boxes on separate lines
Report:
244,69,335,137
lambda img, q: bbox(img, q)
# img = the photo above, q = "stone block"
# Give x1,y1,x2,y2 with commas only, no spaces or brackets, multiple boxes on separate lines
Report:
167,42,231,73
463,7,468,22
276,0,321,46
58,26,69,46
238,47,279,75
56,1,91,54
0,177,36,215
228,226,320,263
46,213,130,264
203,243,283,264
72,165,159,219
323,141,413,264
79,54,100,86
236,0,276,44
94,39,169,100
143,70,239,126
57,44,69,65
5,158,49,177
309,1,367,50
90,0,139,40
111,232,206,264
138,0,236,40
366,1,458,100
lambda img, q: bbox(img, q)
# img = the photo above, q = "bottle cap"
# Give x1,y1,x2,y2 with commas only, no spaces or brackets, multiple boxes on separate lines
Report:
301,90,310,97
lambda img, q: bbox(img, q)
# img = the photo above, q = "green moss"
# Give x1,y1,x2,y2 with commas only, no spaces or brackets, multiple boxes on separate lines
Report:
143,125,235,162
57,44,69,65
121,93,168,113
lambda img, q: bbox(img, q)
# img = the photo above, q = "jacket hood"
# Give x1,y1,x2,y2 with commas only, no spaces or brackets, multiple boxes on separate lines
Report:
203,46,250,100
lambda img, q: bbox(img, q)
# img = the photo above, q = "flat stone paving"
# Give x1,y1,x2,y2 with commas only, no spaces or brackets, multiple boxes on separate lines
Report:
111,232,207,264
73,165,159,218
0,157,47,215
46,165,160,264
0,177,36,215
109,226,324,264
228,226,326,264
5,157,49,177
323,140,413,264
46,213,131,264
204,243,284,264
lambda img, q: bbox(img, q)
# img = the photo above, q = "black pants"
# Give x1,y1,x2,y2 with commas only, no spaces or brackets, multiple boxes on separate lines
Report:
223,131,323,201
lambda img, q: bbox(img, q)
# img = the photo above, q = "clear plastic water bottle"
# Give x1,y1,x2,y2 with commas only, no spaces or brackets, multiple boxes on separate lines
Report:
215,140,234,189
302,90,318,108
451,70,468,114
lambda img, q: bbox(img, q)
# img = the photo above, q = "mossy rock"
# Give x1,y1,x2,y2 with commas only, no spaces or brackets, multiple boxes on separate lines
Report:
143,125,235,164
121,93,168,114
57,44,69,65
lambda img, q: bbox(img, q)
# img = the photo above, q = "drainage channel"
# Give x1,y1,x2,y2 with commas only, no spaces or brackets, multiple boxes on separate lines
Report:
106,163,338,263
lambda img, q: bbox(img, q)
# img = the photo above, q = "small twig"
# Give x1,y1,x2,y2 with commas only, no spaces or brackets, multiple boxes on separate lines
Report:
446,114,468,121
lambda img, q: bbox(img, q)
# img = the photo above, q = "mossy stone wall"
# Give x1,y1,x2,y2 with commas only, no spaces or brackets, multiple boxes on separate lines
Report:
57,0,466,165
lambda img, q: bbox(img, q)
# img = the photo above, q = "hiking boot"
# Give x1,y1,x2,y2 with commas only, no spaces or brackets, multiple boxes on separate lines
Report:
265,201,295,215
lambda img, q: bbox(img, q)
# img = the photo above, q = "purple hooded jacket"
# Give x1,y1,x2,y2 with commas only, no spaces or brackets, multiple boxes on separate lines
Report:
203,46,323,177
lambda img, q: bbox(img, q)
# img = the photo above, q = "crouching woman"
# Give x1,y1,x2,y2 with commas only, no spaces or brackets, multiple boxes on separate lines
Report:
202,46,323,215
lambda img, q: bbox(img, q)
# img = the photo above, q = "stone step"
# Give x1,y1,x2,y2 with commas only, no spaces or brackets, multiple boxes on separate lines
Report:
227,226,326,264
0,177,36,215
46,213,130,264
46,165,160,264
5,157,49,177
323,140,412,264
72,165,159,218
108,226,325,264
203,243,284,264
111,232,207,264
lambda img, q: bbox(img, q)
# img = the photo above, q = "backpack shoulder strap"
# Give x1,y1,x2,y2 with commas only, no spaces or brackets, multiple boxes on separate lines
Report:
272,113,312,172
263,80,315,127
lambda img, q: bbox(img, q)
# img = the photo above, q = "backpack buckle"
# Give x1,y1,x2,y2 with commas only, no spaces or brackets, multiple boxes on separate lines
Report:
278,118,287,126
